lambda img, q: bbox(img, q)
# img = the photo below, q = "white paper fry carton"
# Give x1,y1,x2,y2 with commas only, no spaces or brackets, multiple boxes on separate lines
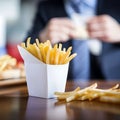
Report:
18,46,69,98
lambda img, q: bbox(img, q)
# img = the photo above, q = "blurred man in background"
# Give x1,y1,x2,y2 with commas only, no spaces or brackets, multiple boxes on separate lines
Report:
25,0,120,80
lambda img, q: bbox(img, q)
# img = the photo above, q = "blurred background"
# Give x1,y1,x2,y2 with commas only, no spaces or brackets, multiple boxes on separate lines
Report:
0,0,39,61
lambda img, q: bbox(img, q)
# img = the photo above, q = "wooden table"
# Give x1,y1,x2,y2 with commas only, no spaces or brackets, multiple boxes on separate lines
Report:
0,79,120,120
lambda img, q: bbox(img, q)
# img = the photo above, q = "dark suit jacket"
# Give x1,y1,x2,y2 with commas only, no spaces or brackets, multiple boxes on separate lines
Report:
26,0,120,80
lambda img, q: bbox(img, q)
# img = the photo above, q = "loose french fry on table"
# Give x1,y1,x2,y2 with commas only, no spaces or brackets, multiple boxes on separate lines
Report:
54,87,80,100
54,83,120,104
21,37,77,65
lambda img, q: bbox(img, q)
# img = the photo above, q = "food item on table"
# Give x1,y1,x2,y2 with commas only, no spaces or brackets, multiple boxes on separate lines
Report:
21,37,77,64
0,55,25,79
55,83,120,104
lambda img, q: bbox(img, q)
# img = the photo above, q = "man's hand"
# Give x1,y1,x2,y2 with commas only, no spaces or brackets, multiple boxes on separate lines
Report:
87,15,120,43
39,18,76,44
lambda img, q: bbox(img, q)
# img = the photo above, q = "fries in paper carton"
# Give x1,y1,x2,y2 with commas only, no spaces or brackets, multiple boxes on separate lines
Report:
18,39,77,98
18,46,69,98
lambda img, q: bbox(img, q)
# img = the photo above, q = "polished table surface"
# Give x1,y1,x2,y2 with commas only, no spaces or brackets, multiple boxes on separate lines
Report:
0,79,120,120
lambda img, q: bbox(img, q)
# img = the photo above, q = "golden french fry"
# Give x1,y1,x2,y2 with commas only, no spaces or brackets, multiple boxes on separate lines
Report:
60,47,72,64
63,48,66,52
46,51,50,64
64,53,77,64
99,96,120,104
58,43,62,51
88,88,120,96
44,46,50,62
41,46,45,63
35,38,40,46
26,37,31,46
58,51,65,64
27,44,37,57
55,87,80,96
108,84,119,90
55,87,80,100
54,50,60,64
64,47,72,59
0,62,8,71
34,44,42,61
49,49,54,64
46,46,51,64
52,44,57,64
45,40,51,48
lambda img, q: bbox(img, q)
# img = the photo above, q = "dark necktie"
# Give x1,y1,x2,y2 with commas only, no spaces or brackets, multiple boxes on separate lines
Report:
69,0,81,13
69,0,90,80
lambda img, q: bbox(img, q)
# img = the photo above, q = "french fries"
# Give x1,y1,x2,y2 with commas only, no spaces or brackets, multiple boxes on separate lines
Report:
21,37,77,64
55,83,120,104
0,54,25,79
0,55,17,72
